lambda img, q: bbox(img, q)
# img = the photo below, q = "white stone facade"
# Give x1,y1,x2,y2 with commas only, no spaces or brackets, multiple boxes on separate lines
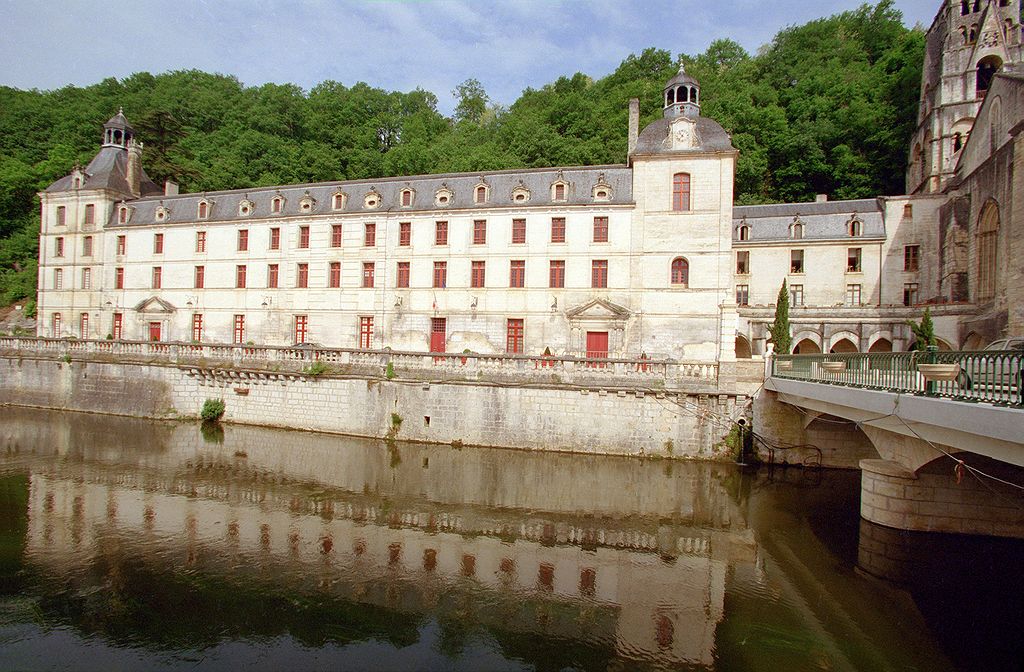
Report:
36,71,738,363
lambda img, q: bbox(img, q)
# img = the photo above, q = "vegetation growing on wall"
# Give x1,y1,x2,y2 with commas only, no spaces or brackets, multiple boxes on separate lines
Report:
0,1,922,305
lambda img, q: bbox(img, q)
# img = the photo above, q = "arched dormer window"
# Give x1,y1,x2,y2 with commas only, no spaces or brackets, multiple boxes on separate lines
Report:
364,189,381,209
672,173,691,211
790,218,804,239
197,200,209,219
511,182,530,203
271,194,285,214
118,205,131,224
155,203,170,222
299,191,315,213
847,217,862,237
434,185,453,207
400,188,415,208
977,201,999,301
737,224,750,241
239,197,254,216
474,183,488,204
670,257,689,287
331,191,346,210
551,180,568,202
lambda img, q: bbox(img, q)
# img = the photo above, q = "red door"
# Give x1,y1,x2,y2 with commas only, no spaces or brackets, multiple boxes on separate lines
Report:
149,322,162,342
430,318,446,353
586,331,608,366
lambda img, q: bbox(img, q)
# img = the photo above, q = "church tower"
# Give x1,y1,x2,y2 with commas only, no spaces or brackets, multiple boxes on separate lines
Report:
907,0,1021,193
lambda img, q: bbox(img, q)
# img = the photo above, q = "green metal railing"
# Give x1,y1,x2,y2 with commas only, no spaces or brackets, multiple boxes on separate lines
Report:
772,348,1024,407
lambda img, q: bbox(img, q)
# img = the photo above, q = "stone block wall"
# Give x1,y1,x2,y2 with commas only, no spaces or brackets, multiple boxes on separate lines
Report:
0,355,747,459
860,458,1024,539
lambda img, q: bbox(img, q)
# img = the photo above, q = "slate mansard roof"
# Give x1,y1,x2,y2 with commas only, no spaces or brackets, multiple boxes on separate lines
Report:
633,116,734,155
45,146,162,197
110,165,633,228
732,198,885,242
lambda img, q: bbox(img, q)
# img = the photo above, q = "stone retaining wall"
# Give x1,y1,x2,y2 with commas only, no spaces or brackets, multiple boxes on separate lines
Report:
0,355,749,459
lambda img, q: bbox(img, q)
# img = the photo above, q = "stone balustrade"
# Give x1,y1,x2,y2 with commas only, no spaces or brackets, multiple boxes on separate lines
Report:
0,336,725,391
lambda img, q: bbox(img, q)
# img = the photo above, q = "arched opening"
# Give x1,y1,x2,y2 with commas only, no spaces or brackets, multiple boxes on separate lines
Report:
792,338,821,354
735,335,752,359
868,338,892,353
976,201,999,301
677,86,688,102
830,338,859,353
691,87,698,104
670,257,689,287
738,225,749,241
976,56,1002,98
962,332,986,350
666,88,674,105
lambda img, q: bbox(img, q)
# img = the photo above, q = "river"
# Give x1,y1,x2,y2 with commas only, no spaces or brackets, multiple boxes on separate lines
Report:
0,407,1020,671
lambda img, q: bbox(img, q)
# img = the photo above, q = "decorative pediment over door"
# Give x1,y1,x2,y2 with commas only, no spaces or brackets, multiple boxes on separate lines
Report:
133,296,177,314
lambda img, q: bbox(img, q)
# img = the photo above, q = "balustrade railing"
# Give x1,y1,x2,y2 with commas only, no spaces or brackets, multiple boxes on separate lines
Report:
0,336,721,388
773,349,1023,407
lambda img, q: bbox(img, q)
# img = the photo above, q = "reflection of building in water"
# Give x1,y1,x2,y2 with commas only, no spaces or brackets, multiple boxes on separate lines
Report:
19,418,758,666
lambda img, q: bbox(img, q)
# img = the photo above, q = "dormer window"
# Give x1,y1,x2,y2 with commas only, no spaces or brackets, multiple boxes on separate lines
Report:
400,188,414,208
271,194,285,214
118,206,130,224
155,205,169,222
592,175,613,202
511,183,531,203
790,218,804,239
239,198,254,216
364,189,381,209
299,192,315,213
474,183,489,204
847,217,862,237
434,185,453,207
197,200,209,219
332,191,346,210
551,181,568,202
737,224,750,241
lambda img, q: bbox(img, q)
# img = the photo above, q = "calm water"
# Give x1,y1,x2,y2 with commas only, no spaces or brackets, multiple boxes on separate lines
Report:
0,408,1021,672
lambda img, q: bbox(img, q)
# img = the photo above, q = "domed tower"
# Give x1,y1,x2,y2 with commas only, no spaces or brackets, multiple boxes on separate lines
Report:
663,65,700,119
628,65,739,363
102,108,135,148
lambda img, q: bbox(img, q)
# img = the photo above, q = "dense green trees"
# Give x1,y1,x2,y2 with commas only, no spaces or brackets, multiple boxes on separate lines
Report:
0,1,922,305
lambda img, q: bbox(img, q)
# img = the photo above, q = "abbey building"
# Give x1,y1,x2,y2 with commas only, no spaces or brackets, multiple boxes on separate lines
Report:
34,0,1024,360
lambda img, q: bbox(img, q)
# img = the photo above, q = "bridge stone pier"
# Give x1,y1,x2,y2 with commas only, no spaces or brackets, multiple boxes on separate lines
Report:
756,378,1024,539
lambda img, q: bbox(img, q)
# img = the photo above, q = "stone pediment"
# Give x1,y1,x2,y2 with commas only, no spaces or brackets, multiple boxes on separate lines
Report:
565,298,630,321
133,296,176,313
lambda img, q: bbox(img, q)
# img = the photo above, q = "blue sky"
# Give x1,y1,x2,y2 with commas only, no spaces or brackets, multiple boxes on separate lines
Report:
2,0,941,114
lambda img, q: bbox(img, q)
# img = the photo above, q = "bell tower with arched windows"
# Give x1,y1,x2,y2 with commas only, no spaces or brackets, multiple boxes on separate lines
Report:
907,0,1021,193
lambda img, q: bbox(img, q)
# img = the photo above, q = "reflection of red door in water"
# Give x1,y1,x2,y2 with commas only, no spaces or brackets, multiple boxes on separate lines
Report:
586,331,608,359
430,318,446,353
148,322,162,342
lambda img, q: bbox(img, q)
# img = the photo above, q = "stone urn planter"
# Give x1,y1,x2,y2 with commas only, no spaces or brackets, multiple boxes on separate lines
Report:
820,361,846,373
917,362,960,381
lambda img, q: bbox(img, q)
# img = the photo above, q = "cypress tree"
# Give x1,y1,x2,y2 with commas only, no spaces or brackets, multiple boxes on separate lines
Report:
768,279,792,354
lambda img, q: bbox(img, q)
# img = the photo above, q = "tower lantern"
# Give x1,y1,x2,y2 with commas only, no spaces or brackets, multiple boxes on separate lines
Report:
664,64,700,119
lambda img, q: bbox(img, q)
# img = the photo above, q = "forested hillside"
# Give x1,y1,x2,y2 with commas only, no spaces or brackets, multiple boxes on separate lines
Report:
0,1,922,305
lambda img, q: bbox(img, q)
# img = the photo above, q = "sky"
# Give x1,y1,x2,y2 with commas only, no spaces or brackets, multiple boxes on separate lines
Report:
1,0,942,114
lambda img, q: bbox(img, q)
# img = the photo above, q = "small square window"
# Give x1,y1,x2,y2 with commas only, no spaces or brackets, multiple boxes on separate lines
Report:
736,284,749,306
790,249,804,274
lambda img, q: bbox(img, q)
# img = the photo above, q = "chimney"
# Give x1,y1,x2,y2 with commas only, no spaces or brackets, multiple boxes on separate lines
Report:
628,98,640,157
126,138,142,197
815,194,828,203
164,180,179,196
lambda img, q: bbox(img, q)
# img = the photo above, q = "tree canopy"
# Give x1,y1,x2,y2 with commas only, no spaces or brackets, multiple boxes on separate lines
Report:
0,1,923,305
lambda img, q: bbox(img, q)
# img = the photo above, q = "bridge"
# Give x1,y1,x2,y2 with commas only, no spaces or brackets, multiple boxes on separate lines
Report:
757,350,1024,539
